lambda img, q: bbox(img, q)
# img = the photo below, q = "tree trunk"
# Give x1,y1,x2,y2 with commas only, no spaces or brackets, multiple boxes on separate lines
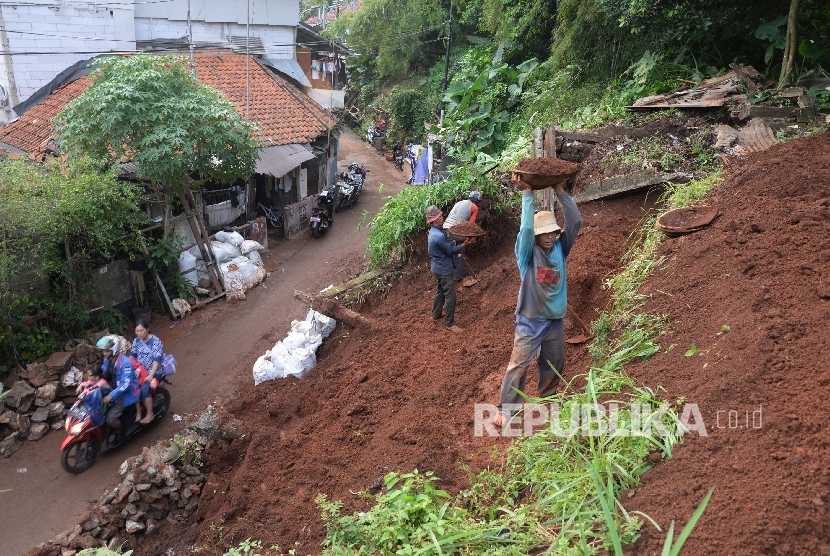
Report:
778,0,802,89
294,290,375,330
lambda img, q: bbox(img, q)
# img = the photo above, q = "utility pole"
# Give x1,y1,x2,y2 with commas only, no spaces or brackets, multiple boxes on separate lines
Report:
246,0,250,118
187,0,195,72
440,0,452,125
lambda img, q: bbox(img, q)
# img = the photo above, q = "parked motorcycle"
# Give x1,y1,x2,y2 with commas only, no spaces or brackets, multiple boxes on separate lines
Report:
367,118,387,145
60,377,172,474
335,172,362,212
310,189,334,238
391,142,404,171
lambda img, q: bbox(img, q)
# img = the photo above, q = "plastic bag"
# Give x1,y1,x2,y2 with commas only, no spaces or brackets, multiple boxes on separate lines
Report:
216,230,245,246
253,353,281,385
240,239,264,254
160,353,177,376
178,251,199,286
246,250,264,266
191,241,241,263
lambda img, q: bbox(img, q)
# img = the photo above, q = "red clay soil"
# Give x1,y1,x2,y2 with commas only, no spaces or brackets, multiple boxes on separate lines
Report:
626,132,830,555
136,131,830,555
134,192,657,555
515,156,583,175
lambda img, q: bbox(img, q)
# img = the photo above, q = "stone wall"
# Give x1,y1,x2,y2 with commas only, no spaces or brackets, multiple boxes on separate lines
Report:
0,343,100,456
24,429,213,556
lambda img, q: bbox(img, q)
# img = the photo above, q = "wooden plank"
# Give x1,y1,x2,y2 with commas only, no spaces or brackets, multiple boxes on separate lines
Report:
574,171,692,204
318,267,392,298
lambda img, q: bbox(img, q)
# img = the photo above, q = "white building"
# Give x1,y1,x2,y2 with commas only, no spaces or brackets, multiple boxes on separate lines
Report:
0,0,299,110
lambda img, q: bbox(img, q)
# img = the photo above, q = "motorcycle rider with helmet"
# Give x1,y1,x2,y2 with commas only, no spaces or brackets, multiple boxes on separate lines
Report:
95,337,140,440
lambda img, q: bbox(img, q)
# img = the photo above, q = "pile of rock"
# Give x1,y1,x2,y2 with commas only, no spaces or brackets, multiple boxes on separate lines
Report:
25,430,210,556
1,342,102,457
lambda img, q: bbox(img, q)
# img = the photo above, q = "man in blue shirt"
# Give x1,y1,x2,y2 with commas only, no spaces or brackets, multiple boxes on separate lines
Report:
426,205,472,333
493,178,582,427
96,337,140,437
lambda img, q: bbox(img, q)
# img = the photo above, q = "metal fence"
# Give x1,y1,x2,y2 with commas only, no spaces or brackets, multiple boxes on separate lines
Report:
197,185,248,231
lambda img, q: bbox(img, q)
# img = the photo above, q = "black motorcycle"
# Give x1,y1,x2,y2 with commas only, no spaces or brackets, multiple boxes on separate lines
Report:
391,142,404,171
335,172,362,212
348,162,368,182
311,190,334,238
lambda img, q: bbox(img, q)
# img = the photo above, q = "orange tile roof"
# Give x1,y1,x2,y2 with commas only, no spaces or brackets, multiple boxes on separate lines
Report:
0,53,335,154
0,77,93,154
194,54,335,145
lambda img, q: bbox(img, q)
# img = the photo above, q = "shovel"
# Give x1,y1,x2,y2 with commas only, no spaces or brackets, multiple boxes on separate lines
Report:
565,306,594,344
460,255,480,287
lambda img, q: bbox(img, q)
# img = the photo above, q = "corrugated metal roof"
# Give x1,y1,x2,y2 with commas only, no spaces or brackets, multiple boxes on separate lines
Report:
255,143,316,177
263,57,312,88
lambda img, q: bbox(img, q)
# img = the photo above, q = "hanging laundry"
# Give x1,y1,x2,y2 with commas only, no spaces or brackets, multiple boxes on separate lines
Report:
312,68,319,80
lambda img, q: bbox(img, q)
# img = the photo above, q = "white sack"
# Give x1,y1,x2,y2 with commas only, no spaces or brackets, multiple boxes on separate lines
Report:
253,353,281,385
272,350,304,377
189,241,241,263
178,251,199,286
220,256,266,291
283,331,306,351
216,230,245,246
291,347,316,376
222,262,246,301
246,250,264,266
240,239,265,254
305,309,336,338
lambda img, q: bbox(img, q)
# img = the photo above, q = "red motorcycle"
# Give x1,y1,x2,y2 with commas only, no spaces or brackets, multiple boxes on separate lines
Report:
60,378,172,474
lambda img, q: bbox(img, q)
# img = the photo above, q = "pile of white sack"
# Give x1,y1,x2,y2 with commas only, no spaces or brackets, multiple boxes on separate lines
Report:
178,230,267,300
252,309,337,385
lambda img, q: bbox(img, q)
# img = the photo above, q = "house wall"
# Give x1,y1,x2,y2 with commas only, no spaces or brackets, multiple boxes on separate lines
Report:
0,0,298,105
0,1,135,104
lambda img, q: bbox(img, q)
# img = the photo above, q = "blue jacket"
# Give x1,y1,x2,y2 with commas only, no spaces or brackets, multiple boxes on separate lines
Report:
102,354,140,406
428,224,463,275
514,191,582,320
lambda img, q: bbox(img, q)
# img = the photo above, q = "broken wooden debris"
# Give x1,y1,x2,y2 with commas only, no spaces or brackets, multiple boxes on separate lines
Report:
318,267,393,298
573,170,692,204
716,118,778,155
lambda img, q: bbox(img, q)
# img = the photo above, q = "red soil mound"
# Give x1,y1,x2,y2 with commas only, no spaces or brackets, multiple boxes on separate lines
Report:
626,132,830,555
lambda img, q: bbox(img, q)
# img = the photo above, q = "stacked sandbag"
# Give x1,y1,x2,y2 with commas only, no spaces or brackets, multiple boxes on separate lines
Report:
219,256,267,300
251,309,336,385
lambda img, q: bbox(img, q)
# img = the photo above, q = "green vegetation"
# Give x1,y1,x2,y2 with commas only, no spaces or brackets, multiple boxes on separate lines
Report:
366,163,509,266
55,54,259,236
0,157,148,376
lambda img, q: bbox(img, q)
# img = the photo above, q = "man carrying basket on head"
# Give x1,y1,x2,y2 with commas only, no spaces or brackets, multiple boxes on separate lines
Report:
493,177,582,427
443,191,482,281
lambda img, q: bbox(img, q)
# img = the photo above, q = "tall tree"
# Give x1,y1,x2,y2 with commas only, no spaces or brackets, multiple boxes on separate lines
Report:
779,0,802,87
55,54,259,236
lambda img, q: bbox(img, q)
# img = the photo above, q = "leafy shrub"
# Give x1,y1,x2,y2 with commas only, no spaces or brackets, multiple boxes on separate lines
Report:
366,164,509,266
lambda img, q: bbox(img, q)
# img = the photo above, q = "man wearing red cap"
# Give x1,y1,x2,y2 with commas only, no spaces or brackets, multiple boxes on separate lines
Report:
426,205,471,333
493,178,582,427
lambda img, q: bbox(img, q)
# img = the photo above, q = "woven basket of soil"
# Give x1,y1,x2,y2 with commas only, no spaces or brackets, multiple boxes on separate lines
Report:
448,222,486,238
511,157,582,190
656,206,719,237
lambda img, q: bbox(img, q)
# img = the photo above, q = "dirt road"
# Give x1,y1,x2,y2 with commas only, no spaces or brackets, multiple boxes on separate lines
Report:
0,129,407,556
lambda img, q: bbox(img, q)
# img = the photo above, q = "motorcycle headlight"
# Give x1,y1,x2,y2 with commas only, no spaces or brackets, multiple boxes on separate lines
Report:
69,422,85,435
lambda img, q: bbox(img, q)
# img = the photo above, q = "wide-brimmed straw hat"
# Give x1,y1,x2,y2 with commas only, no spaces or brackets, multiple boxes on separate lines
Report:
533,211,561,235
426,205,442,223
